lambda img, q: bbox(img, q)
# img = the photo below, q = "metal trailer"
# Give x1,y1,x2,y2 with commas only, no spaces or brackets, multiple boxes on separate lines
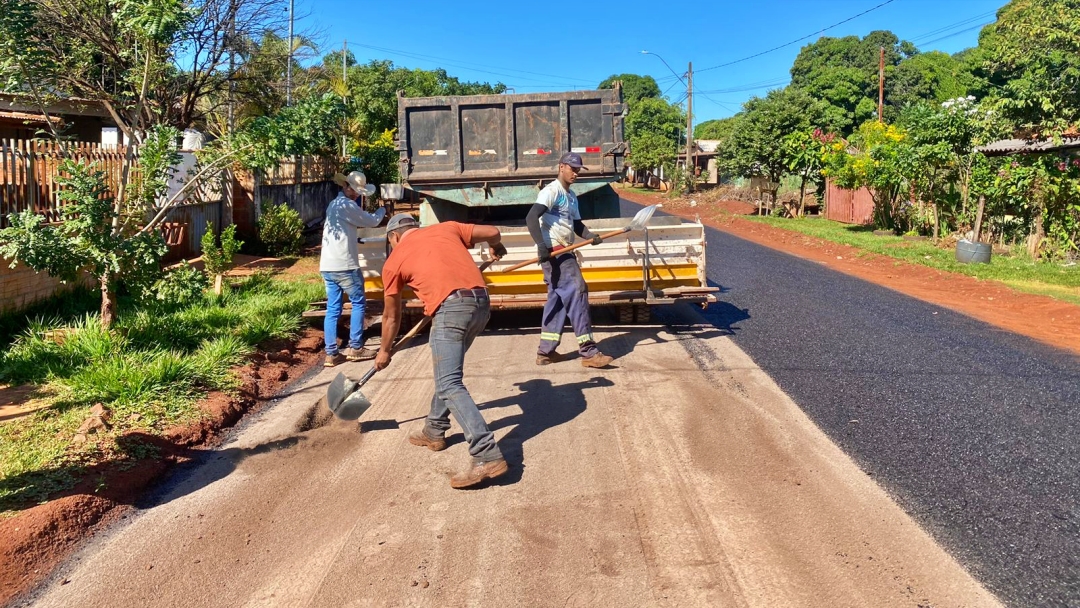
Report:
305,86,717,324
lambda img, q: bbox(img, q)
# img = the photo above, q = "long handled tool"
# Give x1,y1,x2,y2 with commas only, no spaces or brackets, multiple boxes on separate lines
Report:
500,203,661,273
325,314,431,420
325,259,496,421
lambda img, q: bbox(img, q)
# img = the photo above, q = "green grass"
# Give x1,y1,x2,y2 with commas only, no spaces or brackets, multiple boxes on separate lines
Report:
744,216,1080,304
0,268,323,513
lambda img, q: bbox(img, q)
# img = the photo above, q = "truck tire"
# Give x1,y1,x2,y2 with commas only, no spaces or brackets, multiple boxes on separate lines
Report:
634,304,652,324
618,304,635,325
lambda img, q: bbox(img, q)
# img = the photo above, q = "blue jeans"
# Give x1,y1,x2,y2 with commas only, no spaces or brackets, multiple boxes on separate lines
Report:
322,269,366,355
424,295,502,464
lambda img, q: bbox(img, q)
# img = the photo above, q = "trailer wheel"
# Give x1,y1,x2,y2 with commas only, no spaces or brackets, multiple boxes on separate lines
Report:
618,305,635,325
634,304,652,324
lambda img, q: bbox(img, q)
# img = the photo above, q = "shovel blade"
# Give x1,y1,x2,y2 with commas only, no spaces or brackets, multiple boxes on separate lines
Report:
628,203,661,231
326,372,363,420
336,390,373,421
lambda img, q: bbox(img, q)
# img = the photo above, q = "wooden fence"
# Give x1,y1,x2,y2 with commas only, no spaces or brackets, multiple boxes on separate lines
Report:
0,139,135,227
261,155,342,186
824,179,874,225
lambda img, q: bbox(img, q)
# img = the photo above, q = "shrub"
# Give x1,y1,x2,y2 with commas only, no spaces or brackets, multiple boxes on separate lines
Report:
140,261,208,308
258,203,304,257
201,223,243,294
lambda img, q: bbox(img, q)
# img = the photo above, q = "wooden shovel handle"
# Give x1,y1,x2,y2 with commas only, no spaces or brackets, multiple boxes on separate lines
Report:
501,227,628,273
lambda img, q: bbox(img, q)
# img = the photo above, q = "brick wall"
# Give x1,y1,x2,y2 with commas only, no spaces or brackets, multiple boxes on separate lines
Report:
0,262,87,314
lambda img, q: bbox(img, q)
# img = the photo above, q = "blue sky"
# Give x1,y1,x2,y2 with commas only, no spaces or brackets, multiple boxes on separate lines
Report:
306,0,1007,123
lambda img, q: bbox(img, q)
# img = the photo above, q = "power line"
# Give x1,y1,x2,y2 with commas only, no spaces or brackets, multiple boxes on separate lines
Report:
914,22,992,48
907,10,996,44
697,92,742,114
696,0,899,73
697,77,790,95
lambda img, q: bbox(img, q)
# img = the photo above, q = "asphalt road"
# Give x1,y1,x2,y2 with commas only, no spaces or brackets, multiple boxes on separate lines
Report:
643,200,1080,607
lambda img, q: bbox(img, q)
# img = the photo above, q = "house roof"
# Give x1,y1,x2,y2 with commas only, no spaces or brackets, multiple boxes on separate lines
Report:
0,92,113,119
976,136,1080,157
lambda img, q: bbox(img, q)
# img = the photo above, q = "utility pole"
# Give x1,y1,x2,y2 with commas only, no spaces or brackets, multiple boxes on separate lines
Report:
286,0,294,106
685,62,694,193
878,46,885,123
227,0,236,134
342,39,348,158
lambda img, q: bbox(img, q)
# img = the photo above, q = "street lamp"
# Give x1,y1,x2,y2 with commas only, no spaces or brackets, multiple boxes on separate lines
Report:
640,50,685,86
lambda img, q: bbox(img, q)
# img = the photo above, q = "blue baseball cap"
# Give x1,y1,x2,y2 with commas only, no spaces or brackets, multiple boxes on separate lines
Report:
559,152,588,170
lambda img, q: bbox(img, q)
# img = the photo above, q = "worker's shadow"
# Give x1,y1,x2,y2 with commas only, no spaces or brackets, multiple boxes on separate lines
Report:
470,376,615,486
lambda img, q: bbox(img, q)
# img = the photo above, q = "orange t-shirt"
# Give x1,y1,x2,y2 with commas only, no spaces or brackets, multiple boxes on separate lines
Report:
381,222,486,316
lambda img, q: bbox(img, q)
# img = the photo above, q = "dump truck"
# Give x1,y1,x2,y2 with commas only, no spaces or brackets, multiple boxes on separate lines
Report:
306,86,717,325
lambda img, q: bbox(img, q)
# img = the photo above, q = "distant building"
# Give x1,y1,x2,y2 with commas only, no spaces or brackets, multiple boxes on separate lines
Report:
0,93,117,143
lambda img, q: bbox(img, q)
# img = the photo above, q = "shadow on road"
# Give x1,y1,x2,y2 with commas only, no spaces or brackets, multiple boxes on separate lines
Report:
472,376,615,486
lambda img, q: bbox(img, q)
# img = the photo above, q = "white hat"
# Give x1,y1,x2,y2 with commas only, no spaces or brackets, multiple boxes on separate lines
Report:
333,171,377,197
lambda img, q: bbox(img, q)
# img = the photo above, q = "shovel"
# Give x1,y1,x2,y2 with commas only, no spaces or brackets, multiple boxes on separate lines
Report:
325,259,496,421
325,314,432,420
500,203,662,273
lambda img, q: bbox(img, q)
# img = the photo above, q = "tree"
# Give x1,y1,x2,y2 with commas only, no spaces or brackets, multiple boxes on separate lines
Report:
624,96,685,182
598,73,661,105
823,121,910,230
342,60,505,140
722,87,833,191
201,222,242,295
0,93,344,328
782,130,829,217
979,0,1080,134
0,0,300,136
694,117,738,141
790,31,918,133
889,51,975,110
898,97,1000,238
204,30,321,134
0,127,180,327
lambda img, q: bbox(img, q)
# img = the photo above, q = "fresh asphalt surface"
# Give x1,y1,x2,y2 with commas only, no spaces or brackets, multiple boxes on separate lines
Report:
623,200,1080,608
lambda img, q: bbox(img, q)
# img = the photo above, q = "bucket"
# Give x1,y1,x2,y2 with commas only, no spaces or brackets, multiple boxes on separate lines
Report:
955,239,992,264
380,183,404,201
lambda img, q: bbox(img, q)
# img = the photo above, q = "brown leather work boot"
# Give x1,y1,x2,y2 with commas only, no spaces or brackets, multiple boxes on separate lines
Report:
580,352,614,368
535,351,565,366
450,459,509,489
408,430,447,452
344,347,377,362
324,352,346,367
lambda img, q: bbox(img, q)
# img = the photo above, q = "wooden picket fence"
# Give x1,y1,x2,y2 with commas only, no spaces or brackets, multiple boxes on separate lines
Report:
260,155,342,186
0,139,137,227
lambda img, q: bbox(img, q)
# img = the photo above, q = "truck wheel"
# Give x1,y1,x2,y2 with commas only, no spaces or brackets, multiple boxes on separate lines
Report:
634,304,652,324
618,305,635,325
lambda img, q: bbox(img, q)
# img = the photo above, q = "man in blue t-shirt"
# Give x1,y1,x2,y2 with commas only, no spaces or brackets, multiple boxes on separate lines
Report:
525,152,614,368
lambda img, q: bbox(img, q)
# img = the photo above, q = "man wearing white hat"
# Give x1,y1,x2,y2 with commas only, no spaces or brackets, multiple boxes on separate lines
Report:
321,171,385,366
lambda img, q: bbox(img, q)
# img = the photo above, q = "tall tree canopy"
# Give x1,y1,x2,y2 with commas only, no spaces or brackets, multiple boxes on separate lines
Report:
694,117,738,141
978,0,1080,133
790,30,918,133
0,0,297,138
599,73,661,105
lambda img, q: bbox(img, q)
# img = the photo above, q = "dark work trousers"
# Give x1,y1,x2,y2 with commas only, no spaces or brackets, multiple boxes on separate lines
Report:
538,252,599,358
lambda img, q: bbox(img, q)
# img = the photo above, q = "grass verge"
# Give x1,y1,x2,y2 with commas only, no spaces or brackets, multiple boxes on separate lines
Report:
0,269,323,514
744,216,1080,305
